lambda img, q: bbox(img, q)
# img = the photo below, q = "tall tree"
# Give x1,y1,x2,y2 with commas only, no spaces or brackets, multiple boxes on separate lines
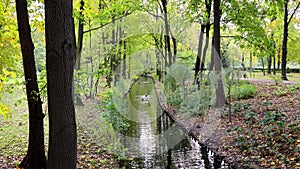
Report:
281,1,300,80
15,0,47,168
214,0,225,107
45,0,77,168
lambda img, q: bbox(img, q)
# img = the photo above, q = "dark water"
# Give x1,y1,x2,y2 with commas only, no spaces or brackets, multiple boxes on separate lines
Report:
119,77,231,169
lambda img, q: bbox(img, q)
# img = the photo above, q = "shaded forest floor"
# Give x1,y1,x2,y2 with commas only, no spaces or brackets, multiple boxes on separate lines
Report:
204,82,300,168
0,91,117,169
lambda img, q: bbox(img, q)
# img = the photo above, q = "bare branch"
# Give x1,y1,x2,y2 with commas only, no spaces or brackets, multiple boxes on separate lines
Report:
83,12,131,34
288,2,300,25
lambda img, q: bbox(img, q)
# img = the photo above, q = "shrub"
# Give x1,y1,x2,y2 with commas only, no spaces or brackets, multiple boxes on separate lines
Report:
166,89,182,107
231,84,256,99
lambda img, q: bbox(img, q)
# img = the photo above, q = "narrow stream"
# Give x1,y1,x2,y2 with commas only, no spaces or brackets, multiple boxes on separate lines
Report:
118,77,231,169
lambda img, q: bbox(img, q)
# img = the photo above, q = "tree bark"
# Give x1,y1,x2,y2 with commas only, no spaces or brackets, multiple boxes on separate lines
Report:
161,0,172,67
213,0,225,108
281,1,300,80
281,0,288,80
45,0,77,168
194,25,205,81
75,0,84,70
16,0,47,168
200,0,212,72
267,56,272,74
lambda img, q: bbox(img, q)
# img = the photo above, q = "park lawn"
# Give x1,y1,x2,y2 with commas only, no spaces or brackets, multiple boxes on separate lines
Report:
248,71,300,82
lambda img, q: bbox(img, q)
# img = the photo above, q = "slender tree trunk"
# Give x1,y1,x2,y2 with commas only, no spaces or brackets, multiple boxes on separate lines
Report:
75,0,84,70
45,0,77,168
273,42,276,75
277,47,281,70
267,56,272,74
16,0,47,168
281,1,300,80
162,0,172,67
250,52,253,78
281,0,289,80
209,36,214,71
213,0,225,107
194,25,205,82
172,36,177,63
261,58,265,75
122,40,126,79
200,0,212,72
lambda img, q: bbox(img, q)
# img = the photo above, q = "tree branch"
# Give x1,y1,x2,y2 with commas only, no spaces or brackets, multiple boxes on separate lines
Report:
83,13,131,34
288,2,300,25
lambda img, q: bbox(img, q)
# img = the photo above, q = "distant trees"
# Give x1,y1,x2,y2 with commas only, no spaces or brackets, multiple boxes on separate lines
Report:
45,0,77,168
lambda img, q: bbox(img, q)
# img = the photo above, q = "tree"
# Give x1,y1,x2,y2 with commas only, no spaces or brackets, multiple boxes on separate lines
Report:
214,0,225,107
281,1,300,80
45,0,77,168
15,0,47,168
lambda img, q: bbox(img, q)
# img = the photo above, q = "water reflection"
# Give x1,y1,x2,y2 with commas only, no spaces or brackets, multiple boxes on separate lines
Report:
119,77,230,169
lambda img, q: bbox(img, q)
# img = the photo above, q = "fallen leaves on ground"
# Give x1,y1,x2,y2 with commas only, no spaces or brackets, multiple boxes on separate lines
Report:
209,82,300,169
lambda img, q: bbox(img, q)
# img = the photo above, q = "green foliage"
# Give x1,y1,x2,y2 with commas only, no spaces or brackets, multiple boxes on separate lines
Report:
180,87,211,116
231,84,256,99
273,85,299,96
100,91,130,133
270,75,283,85
166,88,182,107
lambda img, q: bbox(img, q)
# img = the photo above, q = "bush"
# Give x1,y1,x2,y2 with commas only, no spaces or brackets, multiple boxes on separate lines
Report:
166,89,182,107
231,84,256,99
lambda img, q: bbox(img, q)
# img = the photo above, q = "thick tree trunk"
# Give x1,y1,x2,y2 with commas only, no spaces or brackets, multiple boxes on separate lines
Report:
16,0,47,168
45,0,77,168
281,0,288,80
213,0,225,108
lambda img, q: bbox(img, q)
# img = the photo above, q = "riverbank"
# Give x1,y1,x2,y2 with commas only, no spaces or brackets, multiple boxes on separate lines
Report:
156,81,300,169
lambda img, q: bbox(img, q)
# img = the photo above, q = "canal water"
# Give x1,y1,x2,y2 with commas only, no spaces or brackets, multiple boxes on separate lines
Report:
118,77,231,169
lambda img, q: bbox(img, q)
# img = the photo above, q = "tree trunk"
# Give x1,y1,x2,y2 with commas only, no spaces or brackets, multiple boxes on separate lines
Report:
75,0,84,70
281,0,288,80
209,36,214,71
45,0,77,168
261,58,265,75
162,0,172,67
273,41,276,75
213,0,225,108
16,0,47,168
122,40,126,79
250,52,253,78
277,47,281,70
200,0,212,72
194,25,205,82
267,56,272,74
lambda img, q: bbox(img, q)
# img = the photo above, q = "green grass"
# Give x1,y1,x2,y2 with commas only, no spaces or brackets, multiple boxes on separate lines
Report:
0,90,29,165
247,71,300,82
